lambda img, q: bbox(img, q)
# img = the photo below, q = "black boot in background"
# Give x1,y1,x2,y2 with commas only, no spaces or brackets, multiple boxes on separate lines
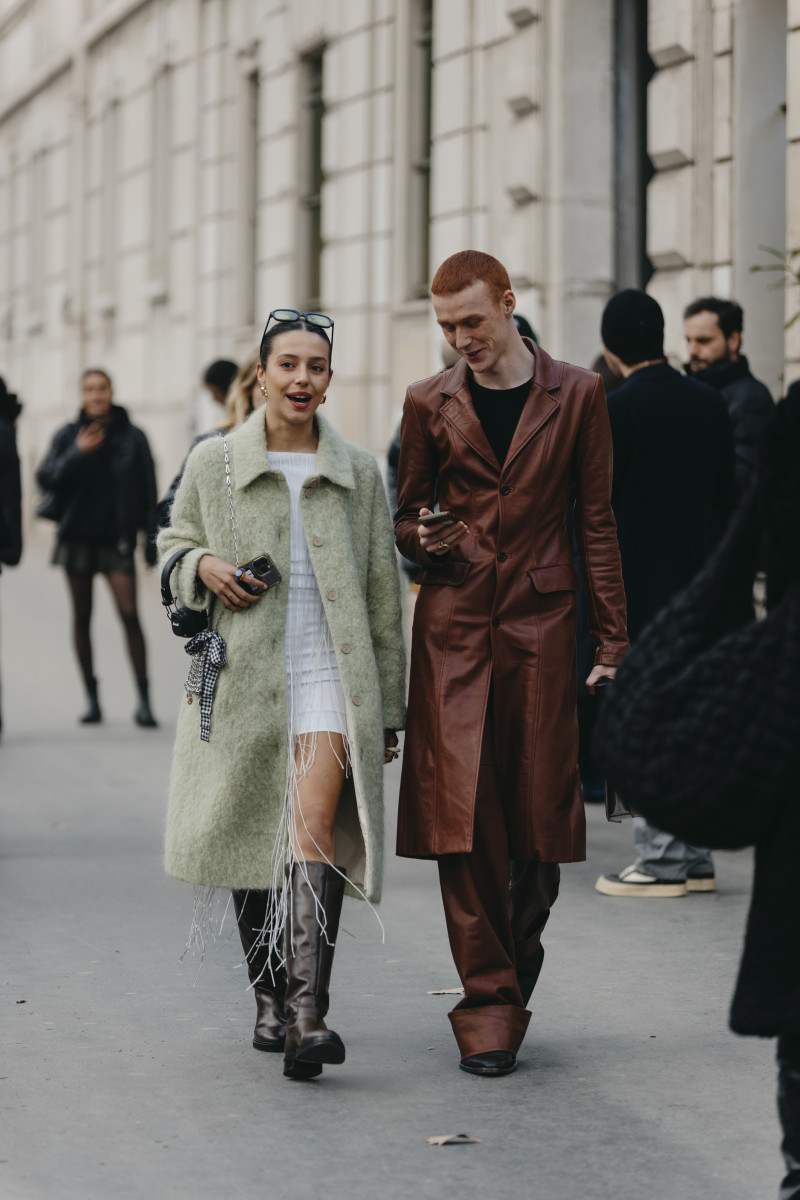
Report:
80,677,102,724
283,861,346,1080
232,889,287,1052
134,678,157,727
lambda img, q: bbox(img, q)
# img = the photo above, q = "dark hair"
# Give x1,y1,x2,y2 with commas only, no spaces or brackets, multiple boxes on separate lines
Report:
601,289,665,367
683,297,744,340
259,319,332,369
81,367,113,387
513,313,539,342
0,376,20,421
202,359,239,393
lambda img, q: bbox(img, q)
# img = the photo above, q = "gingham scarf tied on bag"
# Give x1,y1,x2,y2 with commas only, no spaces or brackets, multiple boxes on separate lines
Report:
184,630,228,742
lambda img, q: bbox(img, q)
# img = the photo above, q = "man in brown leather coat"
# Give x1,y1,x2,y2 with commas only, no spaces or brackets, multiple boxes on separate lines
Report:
395,251,628,1076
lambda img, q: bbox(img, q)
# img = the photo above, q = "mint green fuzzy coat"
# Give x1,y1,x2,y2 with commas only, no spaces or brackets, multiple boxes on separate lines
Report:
157,409,406,902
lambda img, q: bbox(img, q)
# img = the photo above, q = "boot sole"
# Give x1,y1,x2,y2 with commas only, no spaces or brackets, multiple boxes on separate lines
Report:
686,877,717,893
253,1038,285,1053
295,1034,346,1065
595,875,687,898
283,1055,323,1080
459,1059,517,1077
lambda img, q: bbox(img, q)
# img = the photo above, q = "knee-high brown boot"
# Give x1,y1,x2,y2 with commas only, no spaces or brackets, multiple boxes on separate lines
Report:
282,861,346,1080
232,889,287,1052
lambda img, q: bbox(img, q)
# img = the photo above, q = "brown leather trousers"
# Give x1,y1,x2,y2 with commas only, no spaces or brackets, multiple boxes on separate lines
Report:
437,707,561,1058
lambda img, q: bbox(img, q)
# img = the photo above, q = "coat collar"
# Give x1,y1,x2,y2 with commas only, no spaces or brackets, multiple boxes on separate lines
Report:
439,338,562,473
229,408,356,491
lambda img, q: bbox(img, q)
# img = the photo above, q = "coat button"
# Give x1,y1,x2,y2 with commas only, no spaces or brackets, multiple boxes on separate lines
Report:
327,588,338,601
500,486,511,496
498,552,507,562
312,535,323,546
492,617,501,628
352,695,362,706
341,643,352,654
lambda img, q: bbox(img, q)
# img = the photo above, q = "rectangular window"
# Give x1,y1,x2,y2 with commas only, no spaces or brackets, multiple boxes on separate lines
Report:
28,149,46,322
100,100,119,313
300,47,325,310
150,66,171,297
238,67,259,327
408,0,433,299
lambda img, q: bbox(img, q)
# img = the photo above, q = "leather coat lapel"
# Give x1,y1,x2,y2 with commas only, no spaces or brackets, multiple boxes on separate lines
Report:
439,340,562,475
440,358,499,471
503,342,561,473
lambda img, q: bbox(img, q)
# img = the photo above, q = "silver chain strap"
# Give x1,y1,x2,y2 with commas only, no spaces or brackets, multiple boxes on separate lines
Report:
221,435,240,569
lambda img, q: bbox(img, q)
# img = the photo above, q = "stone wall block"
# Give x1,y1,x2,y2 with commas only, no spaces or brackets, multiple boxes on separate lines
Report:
329,30,372,104
434,0,471,61
430,131,469,219
432,52,470,140
788,31,800,144
712,159,732,265
648,62,694,170
712,51,732,162
648,0,694,67
712,0,733,54
647,166,694,270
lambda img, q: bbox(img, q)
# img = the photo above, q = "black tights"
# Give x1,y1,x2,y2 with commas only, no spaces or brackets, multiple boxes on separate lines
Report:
67,571,148,687
779,1033,800,1199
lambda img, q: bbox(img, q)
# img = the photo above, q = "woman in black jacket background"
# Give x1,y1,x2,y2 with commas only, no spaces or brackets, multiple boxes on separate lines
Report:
37,368,158,726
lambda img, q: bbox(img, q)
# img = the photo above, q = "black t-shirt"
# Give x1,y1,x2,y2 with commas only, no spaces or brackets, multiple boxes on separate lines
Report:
468,375,532,465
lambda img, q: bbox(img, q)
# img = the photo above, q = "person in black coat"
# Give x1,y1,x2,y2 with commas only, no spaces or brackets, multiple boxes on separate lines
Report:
594,384,800,1197
684,297,774,493
0,378,22,738
37,368,158,727
593,289,736,897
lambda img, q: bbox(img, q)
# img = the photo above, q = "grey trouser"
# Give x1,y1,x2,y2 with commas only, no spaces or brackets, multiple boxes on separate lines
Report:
633,817,713,881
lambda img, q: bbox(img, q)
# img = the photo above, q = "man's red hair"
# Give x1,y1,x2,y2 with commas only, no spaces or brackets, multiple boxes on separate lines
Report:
431,250,512,303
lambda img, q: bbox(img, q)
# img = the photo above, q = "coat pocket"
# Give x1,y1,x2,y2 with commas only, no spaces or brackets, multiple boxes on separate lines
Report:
527,563,581,593
415,561,473,587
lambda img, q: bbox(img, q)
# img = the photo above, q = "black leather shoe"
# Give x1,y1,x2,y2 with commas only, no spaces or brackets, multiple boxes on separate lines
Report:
459,1051,517,1076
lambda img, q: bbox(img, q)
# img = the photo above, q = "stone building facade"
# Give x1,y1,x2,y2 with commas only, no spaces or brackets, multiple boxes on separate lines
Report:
0,0,796,510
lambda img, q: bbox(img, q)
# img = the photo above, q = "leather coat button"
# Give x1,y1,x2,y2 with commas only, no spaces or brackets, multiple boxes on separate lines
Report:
492,617,501,628
352,695,362,706
500,486,511,496
327,588,338,601
312,535,323,546
341,643,352,654
498,552,507,562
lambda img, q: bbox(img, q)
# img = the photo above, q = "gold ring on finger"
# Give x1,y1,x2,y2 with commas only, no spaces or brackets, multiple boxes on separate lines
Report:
437,540,449,551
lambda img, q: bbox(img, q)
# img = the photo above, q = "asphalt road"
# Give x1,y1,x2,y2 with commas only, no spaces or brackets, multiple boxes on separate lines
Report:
0,539,782,1200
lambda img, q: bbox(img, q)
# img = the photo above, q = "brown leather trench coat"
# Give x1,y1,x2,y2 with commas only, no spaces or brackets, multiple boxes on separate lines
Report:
395,342,628,862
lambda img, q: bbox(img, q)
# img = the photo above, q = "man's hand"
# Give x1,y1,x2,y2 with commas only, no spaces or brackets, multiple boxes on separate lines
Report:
585,664,617,695
416,507,469,557
384,729,400,765
75,422,106,455
197,555,267,611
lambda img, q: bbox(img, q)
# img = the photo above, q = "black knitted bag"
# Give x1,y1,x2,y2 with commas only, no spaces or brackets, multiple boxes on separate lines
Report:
595,397,800,851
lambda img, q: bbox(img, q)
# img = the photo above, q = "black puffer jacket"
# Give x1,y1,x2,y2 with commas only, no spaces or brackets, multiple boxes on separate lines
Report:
38,406,158,563
687,355,774,493
0,413,22,571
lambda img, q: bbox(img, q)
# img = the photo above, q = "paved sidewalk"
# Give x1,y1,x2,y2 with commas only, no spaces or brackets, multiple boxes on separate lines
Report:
0,544,781,1200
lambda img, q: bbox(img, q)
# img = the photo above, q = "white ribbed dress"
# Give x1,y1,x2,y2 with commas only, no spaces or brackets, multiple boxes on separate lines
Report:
269,451,347,738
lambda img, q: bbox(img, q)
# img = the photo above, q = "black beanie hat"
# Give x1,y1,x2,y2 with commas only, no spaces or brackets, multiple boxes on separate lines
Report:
601,289,665,366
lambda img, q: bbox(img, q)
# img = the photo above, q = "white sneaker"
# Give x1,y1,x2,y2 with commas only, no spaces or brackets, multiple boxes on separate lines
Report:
595,864,688,898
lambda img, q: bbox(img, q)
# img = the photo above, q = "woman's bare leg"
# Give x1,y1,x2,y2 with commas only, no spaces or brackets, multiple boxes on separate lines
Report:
291,733,346,864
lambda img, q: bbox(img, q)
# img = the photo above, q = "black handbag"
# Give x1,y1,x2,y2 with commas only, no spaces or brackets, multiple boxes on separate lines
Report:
161,548,209,638
34,489,65,522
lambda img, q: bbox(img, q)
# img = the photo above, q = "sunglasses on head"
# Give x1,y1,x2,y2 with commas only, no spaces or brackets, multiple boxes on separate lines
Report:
262,309,334,362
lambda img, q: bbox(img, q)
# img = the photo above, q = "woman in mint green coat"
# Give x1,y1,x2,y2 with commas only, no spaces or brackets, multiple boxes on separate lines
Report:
158,311,406,1080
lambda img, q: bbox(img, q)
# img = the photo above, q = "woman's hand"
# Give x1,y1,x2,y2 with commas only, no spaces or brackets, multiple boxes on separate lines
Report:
75,422,106,455
586,664,617,695
197,555,266,611
384,729,400,765
417,507,469,558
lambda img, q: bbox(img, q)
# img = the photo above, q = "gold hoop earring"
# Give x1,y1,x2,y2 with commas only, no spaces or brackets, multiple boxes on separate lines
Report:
320,394,327,405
